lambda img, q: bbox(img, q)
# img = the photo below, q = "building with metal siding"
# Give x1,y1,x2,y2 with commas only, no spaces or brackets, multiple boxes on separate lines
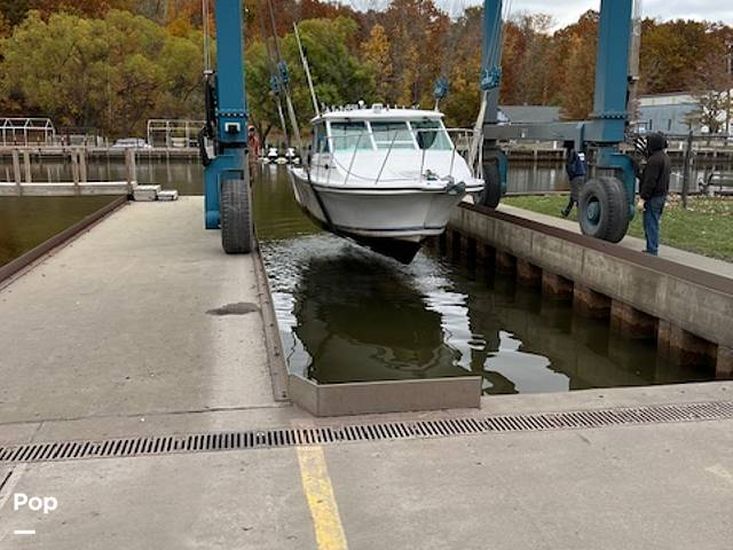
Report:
638,92,732,136
638,93,699,135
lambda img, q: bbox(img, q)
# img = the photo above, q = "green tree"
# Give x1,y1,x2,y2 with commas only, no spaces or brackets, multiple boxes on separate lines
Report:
0,9,203,136
246,17,376,142
439,6,482,127
0,0,29,26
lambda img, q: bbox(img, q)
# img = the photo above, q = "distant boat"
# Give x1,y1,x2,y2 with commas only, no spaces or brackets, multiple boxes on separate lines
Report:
266,146,279,163
288,104,483,263
284,147,299,164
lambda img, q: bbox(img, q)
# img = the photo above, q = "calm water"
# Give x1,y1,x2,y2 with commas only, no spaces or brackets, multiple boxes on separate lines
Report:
0,159,717,393
253,166,713,393
2,154,728,194
0,154,204,195
0,157,203,266
0,195,118,266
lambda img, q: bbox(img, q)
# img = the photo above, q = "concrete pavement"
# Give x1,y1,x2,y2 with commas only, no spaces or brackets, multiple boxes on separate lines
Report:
0,197,274,425
0,394,731,549
498,203,733,280
0,197,731,549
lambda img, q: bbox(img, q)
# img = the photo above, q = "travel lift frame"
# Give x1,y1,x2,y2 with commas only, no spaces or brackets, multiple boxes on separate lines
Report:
201,0,253,254
201,0,639,252
480,0,640,242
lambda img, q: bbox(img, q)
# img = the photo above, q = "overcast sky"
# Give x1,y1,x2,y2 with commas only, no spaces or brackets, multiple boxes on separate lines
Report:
497,0,733,28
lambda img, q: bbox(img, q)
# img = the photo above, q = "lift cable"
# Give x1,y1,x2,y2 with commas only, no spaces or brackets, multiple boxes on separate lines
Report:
201,0,212,73
265,0,304,157
293,22,320,119
433,0,467,110
468,0,512,176
257,1,291,150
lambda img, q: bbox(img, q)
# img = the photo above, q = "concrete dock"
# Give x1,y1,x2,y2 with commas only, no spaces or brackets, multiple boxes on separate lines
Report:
445,202,733,377
1,197,732,549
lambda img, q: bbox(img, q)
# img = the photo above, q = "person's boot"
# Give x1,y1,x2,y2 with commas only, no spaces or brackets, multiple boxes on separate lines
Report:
561,203,572,218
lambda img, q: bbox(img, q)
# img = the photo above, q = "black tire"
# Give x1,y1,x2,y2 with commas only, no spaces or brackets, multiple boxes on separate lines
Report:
578,176,629,243
478,161,501,208
220,177,253,254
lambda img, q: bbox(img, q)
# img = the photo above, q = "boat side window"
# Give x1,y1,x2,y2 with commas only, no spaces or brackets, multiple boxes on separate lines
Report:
329,121,371,151
411,120,452,150
370,121,415,149
314,123,329,154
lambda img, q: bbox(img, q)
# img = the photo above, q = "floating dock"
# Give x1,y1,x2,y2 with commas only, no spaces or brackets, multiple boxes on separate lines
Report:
0,197,731,548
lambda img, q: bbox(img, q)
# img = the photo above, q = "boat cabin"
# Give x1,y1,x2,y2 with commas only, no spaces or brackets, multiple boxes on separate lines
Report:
311,105,454,155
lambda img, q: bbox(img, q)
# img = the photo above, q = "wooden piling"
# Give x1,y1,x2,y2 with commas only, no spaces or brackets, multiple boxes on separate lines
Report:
573,284,611,319
79,149,88,183
71,150,80,188
11,149,22,195
495,250,516,274
657,321,717,368
516,259,541,288
23,150,31,183
125,149,137,191
610,300,657,340
542,272,573,300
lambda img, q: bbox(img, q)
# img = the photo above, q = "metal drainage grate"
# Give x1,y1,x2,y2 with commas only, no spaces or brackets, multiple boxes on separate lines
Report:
1,401,732,465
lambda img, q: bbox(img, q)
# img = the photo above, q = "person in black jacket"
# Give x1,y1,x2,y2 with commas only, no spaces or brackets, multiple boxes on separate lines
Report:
639,132,671,255
561,140,586,217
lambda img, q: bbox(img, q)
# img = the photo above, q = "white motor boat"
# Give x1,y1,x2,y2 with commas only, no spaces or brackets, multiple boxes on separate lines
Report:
288,104,484,263
266,146,280,163
284,147,299,164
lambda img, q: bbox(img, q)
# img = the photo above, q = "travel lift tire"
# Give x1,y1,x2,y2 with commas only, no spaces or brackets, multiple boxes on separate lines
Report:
478,161,502,208
578,176,630,243
220,177,253,254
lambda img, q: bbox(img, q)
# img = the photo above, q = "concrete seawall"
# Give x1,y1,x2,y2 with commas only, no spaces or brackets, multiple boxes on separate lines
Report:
443,203,733,378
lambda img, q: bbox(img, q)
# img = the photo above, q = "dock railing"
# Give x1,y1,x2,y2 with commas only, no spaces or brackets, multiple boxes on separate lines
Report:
0,147,138,197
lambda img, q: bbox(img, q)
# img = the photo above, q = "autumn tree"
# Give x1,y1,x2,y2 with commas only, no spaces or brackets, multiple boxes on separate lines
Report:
372,0,450,106
0,9,204,136
688,41,733,134
499,13,555,106
246,17,376,141
549,10,598,119
361,24,392,102
439,6,482,127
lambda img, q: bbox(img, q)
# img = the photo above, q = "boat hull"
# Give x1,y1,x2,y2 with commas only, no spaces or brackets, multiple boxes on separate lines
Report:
288,170,468,263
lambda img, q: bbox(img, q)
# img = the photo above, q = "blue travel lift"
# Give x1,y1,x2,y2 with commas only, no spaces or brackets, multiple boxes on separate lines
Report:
200,0,253,253
201,0,639,251
479,0,639,242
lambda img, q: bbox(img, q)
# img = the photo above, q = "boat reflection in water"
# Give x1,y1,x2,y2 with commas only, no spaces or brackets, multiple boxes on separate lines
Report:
289,245,467,384
255,166,716,393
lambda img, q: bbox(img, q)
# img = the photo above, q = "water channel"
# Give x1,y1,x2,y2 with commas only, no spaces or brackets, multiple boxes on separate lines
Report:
0,158,719,393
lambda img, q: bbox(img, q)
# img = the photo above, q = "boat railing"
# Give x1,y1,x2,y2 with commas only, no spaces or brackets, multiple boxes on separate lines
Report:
319,128,481,185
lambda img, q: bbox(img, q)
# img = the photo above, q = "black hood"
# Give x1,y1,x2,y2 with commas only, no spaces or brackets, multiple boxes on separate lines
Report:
646,133,666,155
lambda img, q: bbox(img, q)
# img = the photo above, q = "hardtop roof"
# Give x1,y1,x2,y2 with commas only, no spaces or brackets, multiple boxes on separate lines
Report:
312,106,445,124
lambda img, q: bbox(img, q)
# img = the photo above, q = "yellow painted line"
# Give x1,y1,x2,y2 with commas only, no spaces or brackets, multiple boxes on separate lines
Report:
296,445,348,550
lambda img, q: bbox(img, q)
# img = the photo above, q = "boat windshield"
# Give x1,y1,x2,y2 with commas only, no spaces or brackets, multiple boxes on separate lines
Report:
411,120,452,150
370,121,415,149
329,122,371,151
314,122,329,153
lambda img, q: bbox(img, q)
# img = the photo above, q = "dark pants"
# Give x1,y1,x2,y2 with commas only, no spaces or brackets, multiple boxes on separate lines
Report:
563,176,584,213
643,195,666,255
